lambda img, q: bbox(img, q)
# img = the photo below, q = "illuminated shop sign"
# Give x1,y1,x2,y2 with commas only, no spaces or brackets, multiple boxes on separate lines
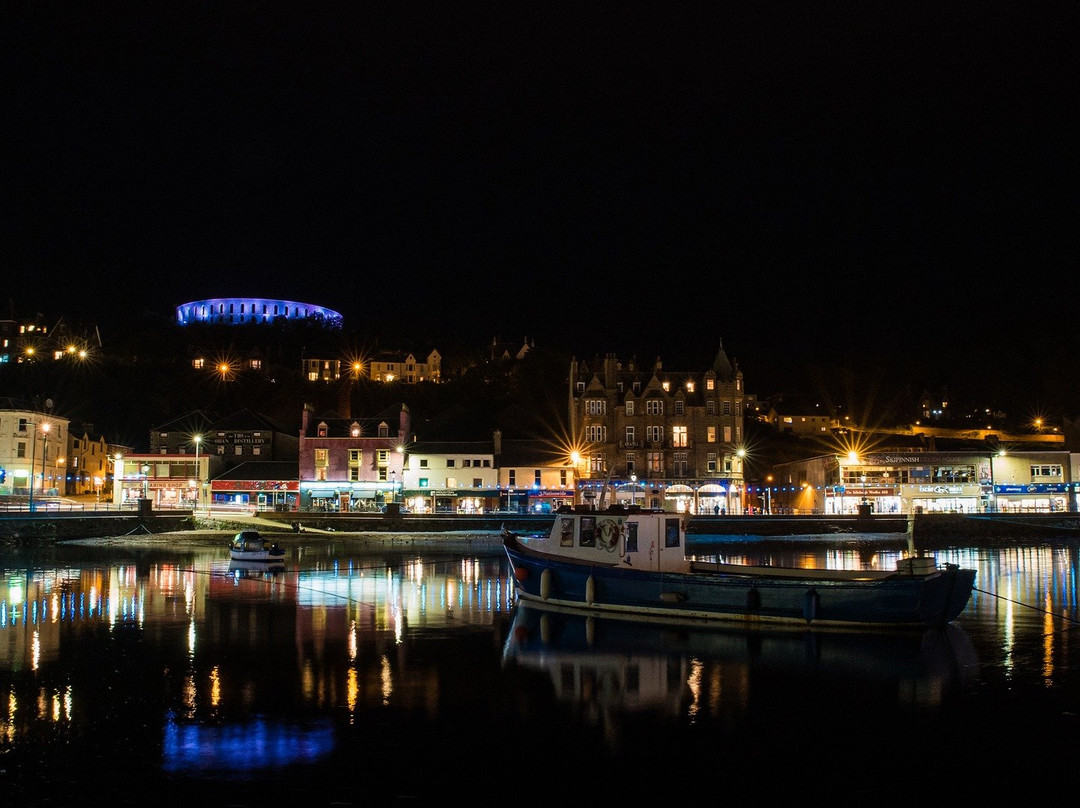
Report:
996,483,1069,494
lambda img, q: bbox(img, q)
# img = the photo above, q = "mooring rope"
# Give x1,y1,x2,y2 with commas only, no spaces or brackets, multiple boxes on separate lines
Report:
973,584,1080,631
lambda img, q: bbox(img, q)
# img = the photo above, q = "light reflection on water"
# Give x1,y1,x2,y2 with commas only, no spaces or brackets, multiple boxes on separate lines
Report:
1,535,1078,801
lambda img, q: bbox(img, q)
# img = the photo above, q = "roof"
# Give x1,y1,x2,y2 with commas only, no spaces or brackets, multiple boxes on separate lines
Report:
214,461,300,482
212,408,292,433
408,440,494,455
497,438,572,467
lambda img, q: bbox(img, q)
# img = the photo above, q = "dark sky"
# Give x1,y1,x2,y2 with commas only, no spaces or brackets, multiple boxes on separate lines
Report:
4,4,1077,414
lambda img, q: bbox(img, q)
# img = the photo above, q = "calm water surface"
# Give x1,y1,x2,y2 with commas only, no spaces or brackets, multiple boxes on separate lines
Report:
1,532,1078,805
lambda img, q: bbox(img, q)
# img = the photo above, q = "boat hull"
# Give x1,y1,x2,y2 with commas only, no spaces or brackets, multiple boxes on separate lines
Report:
505,535,974,629
229,549,286,562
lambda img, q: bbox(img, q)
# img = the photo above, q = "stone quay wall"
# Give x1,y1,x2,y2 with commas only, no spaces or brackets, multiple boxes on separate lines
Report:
1,508,1078,548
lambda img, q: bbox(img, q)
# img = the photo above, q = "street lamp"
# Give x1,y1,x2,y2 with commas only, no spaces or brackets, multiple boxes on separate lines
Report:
114,454,123,504
765,474,773,514
141,463,149,501
28,422,37,512
40,422,50,500
193,434,202,508
988,448,1005,513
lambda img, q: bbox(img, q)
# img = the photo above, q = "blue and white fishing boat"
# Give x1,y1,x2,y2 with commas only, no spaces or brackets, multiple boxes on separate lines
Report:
502,507,975,629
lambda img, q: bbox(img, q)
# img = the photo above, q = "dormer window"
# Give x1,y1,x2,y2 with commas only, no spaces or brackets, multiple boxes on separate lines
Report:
350,422,361,437
317,422,328,438
662,381,670,392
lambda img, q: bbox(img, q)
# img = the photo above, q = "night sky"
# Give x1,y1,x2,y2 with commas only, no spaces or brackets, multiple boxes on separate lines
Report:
4,5,1077,415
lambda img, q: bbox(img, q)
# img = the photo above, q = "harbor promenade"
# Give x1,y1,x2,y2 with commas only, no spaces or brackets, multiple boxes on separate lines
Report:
2,502,1079,546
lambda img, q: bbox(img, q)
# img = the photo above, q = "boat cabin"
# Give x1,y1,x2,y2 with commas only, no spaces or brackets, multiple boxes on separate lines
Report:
231,530,270,553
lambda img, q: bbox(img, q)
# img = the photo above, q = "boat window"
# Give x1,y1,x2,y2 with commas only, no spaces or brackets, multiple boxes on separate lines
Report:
625,522,638,553
664,519,681,549
559,517,574,547
579,517,596,547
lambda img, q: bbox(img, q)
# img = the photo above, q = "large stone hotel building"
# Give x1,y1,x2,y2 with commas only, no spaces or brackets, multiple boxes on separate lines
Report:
569,344,750,514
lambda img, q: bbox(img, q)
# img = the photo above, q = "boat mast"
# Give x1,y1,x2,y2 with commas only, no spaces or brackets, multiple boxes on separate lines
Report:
597,464,616,509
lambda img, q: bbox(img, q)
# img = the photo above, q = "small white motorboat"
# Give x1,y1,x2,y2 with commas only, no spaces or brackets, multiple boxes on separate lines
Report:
229,530,286,562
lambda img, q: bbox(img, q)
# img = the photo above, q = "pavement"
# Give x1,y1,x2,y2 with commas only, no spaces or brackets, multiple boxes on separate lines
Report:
194,507,336,534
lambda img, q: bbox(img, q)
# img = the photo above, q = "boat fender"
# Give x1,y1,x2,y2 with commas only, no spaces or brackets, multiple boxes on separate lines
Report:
803,588,819,623
585,616,595,646
513,566,529,582
540,569,553,601
746,586,761,611
585,575,596,604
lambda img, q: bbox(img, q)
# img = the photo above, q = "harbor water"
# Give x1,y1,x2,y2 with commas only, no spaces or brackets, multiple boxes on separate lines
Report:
0,531,1078,805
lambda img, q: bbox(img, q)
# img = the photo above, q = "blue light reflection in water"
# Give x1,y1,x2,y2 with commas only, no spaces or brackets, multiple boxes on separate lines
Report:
162,712,335,773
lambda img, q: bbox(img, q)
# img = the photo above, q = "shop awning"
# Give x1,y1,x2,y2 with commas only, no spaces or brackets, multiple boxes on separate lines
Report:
405,489,503,497
308,490,337,498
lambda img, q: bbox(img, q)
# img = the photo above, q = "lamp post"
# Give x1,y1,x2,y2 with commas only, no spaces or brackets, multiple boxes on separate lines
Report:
40,422,50,500
193,434,202,509
114,454,123,505
396,444,404,504
765,474,773,514
141,463,149,501
988,448,1004,513
28,422,37,512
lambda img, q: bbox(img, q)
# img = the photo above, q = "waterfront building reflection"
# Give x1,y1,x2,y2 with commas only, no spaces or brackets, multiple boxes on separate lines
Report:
1,537,1078,802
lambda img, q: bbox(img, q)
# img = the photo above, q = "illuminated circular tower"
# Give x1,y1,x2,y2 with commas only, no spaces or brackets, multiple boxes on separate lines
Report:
175,298,343,329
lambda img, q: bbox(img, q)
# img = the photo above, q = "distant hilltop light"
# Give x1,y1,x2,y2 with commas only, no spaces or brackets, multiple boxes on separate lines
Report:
175,298,343,329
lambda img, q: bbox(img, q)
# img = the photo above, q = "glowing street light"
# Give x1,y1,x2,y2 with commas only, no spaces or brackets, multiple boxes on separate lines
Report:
192,434,202,508
28,421,41,511
40,422,50,500
114,453,123,503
